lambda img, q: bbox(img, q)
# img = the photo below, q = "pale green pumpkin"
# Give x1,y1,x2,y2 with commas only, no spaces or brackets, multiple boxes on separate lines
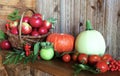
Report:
75,20,106,55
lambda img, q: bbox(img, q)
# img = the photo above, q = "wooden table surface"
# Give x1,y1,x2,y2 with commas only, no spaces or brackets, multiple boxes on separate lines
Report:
28,59,120,76
0,51,120,76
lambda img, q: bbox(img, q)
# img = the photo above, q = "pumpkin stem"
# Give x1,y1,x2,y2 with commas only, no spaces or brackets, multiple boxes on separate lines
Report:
86,20,93,30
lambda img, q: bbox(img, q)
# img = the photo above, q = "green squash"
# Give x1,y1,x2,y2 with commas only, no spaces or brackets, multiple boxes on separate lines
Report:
75,20,106,55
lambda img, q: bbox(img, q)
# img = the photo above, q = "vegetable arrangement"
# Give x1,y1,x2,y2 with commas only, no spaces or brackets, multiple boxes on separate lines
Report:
72,53,120,75
1,9,120,76
71,21,120,75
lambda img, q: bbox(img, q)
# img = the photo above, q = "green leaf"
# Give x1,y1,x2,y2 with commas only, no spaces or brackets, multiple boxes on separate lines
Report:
3,59,10,64
47,18,57,29
32,55,38,63
7,9,21,21
13,9,19,15
24,57,30,64
0,30,6,40
54,51,61,58
47,18,57,24
14,55,19,64
20,52,25,56
5,52,14,59
34,42,40,55
73,64,99,75
19,55,24,61
9,56,15,64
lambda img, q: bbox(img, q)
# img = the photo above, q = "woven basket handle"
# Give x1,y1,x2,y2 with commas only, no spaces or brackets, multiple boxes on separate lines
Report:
19,9,35,41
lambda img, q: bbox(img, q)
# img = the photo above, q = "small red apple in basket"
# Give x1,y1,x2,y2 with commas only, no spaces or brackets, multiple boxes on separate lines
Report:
9,21,18,29
10,27,18,35
32,13,42,19
31,29,39,36
21,22,32,35
42,20,52,30
38,27,48,35
29,14,43,28
22,16,30,23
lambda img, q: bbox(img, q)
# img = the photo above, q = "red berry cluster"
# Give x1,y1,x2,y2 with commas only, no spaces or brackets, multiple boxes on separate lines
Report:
24,44,31,56
108,59,120,71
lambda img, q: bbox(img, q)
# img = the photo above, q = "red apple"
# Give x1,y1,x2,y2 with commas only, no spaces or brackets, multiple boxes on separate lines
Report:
21,22,32,34
10,27,18,35
29,17,43,28
42,20,52,30
31,29,39,36
32,13,42,19
9,21,18,29
0,40,11,50
22,16,30,23
38,27,48,35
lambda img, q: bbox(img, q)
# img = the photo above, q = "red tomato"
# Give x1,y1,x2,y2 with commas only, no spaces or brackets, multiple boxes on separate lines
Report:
72,52,79,62
96,61,109,73
102,54,113,63
78,53,88,64
88,55,101,65
62,54,71,63
72,54,78,62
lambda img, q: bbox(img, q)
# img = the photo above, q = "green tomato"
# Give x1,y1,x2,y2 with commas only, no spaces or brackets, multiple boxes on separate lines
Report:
40,47,54,60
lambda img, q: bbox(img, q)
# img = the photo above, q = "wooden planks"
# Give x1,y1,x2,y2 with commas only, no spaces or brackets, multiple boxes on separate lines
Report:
36,0,61,33
36,0,120,58
105,0,119,57
0,0,36,20
117,0,120,58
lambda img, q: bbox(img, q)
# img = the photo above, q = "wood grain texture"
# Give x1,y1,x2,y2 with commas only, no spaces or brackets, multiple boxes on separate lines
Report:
36,0,60,33
36,0,120,58
0,0,36,20
105,0,119,57
117,3,120,58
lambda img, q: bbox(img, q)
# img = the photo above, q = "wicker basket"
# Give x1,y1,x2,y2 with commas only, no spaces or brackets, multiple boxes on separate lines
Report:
5,9,50,49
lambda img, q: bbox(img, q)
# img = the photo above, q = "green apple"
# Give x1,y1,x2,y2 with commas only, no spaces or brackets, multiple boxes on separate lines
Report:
40,47,54,60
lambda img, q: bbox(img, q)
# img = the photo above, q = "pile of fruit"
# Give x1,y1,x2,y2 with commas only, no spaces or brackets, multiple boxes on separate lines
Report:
0,9,120,75
6,9,56,36
0,9,57,63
